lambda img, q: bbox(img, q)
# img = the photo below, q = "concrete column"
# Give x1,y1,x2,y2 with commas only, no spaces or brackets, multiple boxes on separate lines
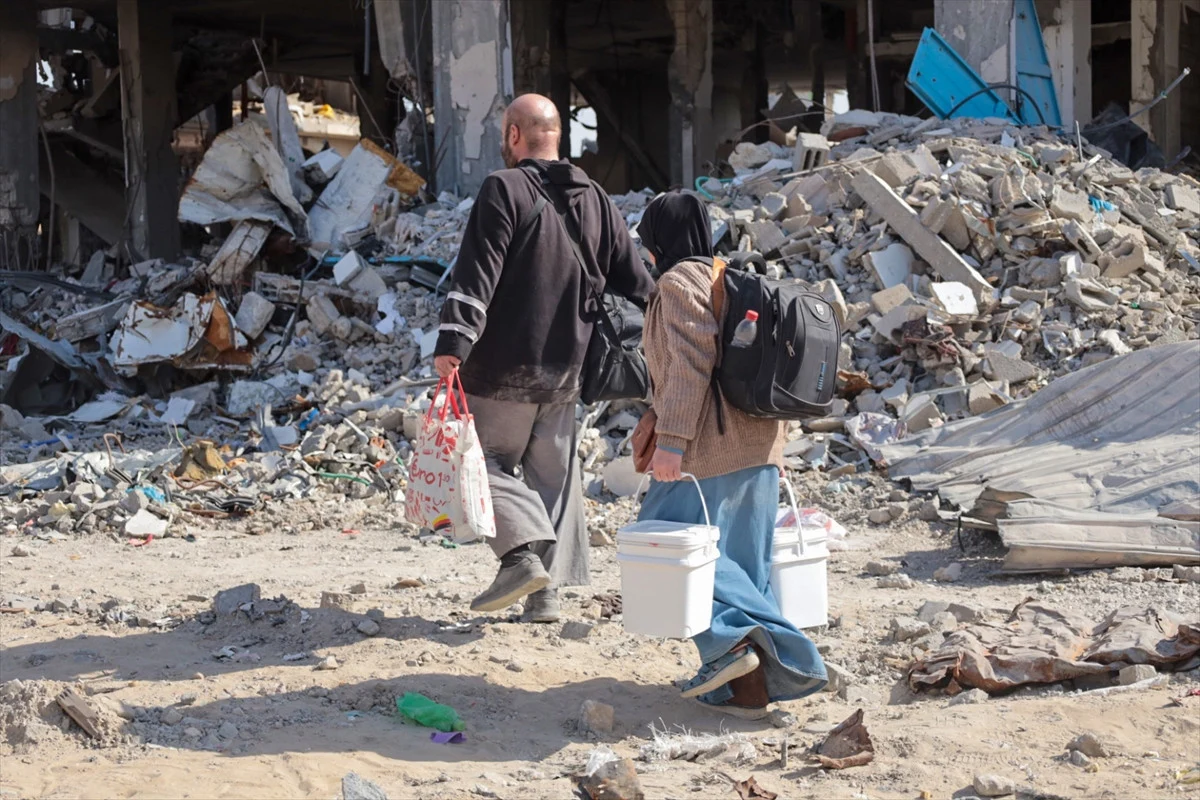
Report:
1044,0,1091,125
665,0,713,187
1133,0,1182,156
510,0,569,159
118,0,181,260
432,0,513,197
0,0,40,268
935,0,1014,83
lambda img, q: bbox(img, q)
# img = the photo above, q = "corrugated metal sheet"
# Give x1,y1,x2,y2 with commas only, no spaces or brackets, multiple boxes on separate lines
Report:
882,341,1200,572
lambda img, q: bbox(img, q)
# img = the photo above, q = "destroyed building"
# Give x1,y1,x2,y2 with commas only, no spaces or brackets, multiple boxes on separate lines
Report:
1,1,1199,568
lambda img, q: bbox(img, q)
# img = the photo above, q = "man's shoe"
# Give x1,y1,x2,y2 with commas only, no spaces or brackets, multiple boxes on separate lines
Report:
522,589,561,623
470,552,551,613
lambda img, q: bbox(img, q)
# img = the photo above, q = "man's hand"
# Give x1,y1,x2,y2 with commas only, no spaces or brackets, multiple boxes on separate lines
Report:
435,356,461,378
650,448,684,483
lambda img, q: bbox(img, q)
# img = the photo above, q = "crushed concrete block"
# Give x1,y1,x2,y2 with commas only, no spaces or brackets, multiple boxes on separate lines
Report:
891,616,931,642
919,196,956,234
853,172,993,302
871,283,914,315
1101,241,1164,279
968,381,1008,415
1064,277,1120,312
863,243,915,290
930,282,979,316
744,220,787,254
306,293,344,336
234,292,276,339
902,393,943,432
1164,183,1200,215
793,132,831,171
760,192,788,219
1050,186,1093,223
873,153,921,188
880,378,909,410
786,192,812,219
983,353,1040,384
1062,220,1103,262
1118,664,1157,685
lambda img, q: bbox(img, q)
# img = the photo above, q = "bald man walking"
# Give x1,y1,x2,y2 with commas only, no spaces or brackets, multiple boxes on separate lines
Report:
433,94,655,622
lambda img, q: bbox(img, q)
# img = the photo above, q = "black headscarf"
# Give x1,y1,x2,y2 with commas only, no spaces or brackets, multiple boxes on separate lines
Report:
638,190,713,273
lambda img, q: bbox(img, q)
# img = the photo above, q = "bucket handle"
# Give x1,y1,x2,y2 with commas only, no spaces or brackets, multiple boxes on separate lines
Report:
779,477,804,556
634,473,713,528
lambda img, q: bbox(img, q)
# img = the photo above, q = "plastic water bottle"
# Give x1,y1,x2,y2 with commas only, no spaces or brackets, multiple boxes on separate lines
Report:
730,310,759,348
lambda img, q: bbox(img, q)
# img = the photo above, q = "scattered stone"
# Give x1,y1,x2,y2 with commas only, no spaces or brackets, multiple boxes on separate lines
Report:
865,561,899,576
11,545,32,558
218,721,238,740
917,501,940,521
824,662,855,695
506,661,525,673
316,656,340,671
348,582,368,595
877,574,916,590
342,772,390,800
1068,733,1112,758
1118,664,1157,685
357,619,381,637
213,584,260,615
934,563,964,583
321,592,356,611
1069,749,1092,768
949,688,989,706
890,617,931,642
867,508,892,525
579,700,614,735
161,708,184,725
1173,565,1200,583
561,621,594,640
579,756,644,800
972,773,1015,797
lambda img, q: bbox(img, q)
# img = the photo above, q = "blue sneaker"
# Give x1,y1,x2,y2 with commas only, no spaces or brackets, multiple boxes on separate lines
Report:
679,646,760,699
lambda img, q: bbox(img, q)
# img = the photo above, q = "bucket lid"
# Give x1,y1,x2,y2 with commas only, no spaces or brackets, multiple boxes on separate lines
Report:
617,520,720,549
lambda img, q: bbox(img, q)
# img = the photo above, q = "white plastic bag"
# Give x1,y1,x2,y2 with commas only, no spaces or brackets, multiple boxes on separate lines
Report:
404,373,496,543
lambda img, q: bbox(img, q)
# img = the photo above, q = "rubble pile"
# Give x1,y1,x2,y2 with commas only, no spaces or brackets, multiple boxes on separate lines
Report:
4,108,1200,533
686,111,1200,469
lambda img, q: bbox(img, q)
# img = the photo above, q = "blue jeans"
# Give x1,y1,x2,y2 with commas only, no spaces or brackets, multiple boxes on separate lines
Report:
638,465,827,703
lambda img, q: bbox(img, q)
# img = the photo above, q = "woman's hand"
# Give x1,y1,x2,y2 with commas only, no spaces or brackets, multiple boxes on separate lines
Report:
650,448,684,483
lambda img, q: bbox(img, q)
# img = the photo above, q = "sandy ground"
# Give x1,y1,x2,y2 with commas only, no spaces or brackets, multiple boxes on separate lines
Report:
2,476,1199,800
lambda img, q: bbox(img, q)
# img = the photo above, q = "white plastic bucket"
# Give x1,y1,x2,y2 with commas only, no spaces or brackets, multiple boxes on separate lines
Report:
770,479,829,630
616,474,720,639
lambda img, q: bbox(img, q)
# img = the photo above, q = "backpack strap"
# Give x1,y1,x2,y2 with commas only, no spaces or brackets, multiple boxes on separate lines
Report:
703,256,729,437
514,165,549,239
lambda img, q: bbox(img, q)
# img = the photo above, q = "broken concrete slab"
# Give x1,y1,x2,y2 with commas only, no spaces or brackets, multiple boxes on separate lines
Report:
853,172,994,303
983,353,1040,384
206,221,272,286
863,243,915,290
1050,186,1093,224
871,284,915,316
930,282,979,316
234,292,276,339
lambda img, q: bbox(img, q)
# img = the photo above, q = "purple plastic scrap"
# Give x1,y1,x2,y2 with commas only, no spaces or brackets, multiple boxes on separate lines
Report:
430,731,466,744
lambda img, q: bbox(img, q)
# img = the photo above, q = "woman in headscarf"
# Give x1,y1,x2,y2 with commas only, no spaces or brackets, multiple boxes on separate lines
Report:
637,190,827,719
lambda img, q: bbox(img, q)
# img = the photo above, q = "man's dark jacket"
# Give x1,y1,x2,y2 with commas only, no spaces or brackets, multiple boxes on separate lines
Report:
434,159,655,404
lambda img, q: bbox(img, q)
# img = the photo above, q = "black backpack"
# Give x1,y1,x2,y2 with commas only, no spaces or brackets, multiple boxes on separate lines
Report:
696,256,840,423
516,165,649,406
